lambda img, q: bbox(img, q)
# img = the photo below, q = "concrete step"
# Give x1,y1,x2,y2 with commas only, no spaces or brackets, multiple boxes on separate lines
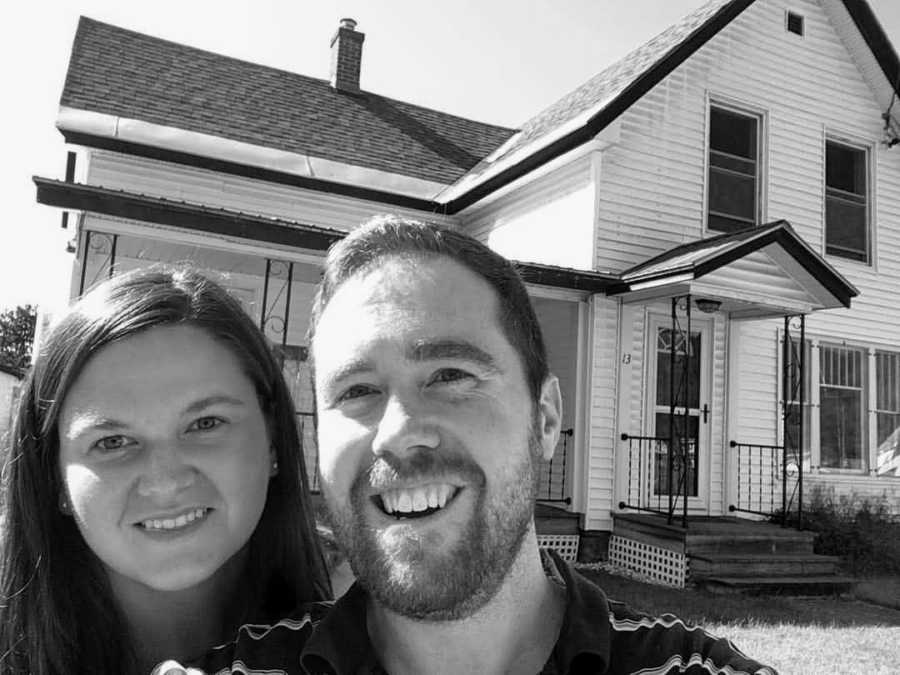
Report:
696,575,856,596
690,552,842,579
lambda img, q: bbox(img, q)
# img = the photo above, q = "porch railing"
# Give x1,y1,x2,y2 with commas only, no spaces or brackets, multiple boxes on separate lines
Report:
537,429,574,504
728,440,800,526
618,433,690,527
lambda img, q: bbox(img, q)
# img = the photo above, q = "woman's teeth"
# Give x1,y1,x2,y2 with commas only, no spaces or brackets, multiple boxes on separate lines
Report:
140,508,209,531
380,484,455,516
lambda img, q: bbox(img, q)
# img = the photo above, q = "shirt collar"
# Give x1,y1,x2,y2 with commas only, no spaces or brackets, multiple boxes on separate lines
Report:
301,549,612,675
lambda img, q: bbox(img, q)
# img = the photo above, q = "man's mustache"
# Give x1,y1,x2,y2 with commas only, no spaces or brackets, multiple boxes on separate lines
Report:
355,451,486,492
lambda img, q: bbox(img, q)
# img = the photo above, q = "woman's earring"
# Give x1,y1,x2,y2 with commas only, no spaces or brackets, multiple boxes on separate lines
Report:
270,458,279,477
59,493,72,516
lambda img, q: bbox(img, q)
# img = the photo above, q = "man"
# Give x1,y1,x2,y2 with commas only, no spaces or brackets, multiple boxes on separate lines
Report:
296,215,775,675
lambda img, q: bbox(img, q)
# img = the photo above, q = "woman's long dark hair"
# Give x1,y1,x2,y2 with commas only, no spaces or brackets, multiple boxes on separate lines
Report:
0,266,331,674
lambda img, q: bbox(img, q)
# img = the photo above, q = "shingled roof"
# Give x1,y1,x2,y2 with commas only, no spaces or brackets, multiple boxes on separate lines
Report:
61,17,516,187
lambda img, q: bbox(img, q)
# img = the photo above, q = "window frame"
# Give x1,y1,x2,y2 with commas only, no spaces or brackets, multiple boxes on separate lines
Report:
705,99,767,235
823,134,873,265
777,332,900,475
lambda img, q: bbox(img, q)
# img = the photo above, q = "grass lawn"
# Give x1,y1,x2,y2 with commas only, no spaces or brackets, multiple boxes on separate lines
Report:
577,567,900,675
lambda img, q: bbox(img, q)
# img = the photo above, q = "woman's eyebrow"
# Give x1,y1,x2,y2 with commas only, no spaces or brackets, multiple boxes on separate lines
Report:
64,415,129,440
406,339,499,371
183,395,247,414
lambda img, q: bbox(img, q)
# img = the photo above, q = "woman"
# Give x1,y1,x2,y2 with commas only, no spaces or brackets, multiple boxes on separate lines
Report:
0,266,331,674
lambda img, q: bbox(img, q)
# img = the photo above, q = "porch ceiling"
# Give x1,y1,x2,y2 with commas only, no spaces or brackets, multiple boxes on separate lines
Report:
605,221,859,319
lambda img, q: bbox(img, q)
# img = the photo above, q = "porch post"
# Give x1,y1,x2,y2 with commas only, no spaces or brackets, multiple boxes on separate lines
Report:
782,316,789,527
798,314,805,528
683,295,691,529
669,297,676,525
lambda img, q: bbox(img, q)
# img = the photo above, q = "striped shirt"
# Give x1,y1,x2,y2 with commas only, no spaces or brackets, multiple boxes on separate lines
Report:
181,551,777,674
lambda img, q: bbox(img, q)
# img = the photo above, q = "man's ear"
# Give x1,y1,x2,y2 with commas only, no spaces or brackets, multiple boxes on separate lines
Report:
536,375,563,461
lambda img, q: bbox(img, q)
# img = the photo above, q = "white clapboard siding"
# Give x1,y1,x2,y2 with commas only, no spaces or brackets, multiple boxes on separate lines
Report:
460,156,595,270
85,151,457,232
585,296,619,531
805,473,900,517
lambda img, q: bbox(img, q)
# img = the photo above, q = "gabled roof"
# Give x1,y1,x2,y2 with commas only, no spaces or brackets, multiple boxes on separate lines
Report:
606,221,859,316
61,17,515,189
441,0,900,210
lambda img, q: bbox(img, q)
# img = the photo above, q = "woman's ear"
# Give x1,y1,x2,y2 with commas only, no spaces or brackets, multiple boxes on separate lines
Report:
536,375,563,461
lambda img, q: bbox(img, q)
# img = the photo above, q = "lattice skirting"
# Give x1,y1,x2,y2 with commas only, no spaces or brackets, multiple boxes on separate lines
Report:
537,534,580,562
608,535,688,588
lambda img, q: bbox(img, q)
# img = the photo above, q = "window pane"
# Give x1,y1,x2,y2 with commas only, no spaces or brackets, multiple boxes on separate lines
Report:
654,413,699,496
711,108,757,159
708,213,752,234
708,107,758,233
819,387,864,469
826,142,865,195
825,196,867,260
656,329,701,408
875,350,900,476
825,141,868,263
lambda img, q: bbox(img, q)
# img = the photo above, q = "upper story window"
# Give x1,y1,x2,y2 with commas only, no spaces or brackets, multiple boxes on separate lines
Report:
707,106,760,233
825,139,869,263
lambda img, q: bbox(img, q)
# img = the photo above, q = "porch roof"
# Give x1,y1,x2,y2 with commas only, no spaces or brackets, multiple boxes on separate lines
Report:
33,176,617,293
605,221,859,319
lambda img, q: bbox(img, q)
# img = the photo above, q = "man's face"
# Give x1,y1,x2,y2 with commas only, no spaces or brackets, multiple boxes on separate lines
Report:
312,255,560,620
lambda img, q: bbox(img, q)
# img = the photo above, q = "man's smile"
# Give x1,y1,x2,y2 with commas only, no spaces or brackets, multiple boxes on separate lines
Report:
374,483,461,519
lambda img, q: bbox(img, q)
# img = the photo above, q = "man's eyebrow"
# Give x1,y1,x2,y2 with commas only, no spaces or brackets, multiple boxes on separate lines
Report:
406,339,499,371
320,359,375,390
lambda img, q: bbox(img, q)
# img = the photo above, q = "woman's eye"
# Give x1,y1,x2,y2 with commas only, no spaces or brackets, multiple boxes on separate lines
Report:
190,416,224,432
91,435,132,454
337,384,377,402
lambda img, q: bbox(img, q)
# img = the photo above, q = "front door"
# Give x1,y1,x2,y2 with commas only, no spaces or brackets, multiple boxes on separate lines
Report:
647,316,712,510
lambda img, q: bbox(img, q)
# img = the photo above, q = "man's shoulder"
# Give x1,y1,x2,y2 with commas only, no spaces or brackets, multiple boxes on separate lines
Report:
603,599,777,675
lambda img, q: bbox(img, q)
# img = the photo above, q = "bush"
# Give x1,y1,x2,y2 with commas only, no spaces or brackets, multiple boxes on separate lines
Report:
780,487,900,576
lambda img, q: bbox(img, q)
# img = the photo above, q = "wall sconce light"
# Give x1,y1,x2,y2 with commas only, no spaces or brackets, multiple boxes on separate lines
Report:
65,239,76,254
695,298,722,314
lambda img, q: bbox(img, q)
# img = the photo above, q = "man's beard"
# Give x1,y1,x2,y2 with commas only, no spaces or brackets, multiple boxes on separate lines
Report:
325,425,542,621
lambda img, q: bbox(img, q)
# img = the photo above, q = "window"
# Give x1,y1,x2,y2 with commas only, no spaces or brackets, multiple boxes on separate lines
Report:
779,339,900,473
707,106,760,233
875,351,900,476
783,337,811,468
819,344,866,470
786,11,804,36
825,140,869,262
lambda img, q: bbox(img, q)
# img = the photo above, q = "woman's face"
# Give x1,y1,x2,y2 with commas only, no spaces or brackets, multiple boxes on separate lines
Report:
57,324,274,593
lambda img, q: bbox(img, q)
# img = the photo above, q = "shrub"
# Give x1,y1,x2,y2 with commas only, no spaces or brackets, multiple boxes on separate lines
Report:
779,487,900,576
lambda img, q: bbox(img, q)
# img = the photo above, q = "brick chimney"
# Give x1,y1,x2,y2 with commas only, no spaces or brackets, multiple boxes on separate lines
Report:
330,18,364,93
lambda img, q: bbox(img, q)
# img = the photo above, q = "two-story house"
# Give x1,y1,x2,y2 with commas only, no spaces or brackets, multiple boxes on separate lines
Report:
35,0,899,587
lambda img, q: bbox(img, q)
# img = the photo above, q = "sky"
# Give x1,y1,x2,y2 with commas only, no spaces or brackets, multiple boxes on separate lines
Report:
2,0,899,312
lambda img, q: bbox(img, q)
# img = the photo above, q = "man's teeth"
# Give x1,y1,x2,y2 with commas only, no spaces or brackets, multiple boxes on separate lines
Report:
141,508,208,531
381,484,454,515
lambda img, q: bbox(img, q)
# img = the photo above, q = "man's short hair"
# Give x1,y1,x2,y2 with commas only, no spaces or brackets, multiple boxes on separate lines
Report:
308,215,549,402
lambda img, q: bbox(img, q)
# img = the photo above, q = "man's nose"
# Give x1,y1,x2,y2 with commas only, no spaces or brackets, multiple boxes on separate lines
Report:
371,390,440,457
136,443,197,499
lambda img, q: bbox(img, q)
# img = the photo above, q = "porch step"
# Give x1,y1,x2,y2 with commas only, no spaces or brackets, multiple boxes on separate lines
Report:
686,530,816,556
697,575,856,596
690,552,842,578
535,502,580,535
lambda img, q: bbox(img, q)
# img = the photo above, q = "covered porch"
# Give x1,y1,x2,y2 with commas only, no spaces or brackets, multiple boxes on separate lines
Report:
604,222,859,589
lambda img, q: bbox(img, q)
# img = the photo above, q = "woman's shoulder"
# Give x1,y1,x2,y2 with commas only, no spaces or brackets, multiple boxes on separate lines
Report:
185,602,334,674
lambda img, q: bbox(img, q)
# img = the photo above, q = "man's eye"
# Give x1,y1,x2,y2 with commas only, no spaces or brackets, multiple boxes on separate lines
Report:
91,435,133,454
189,416,224,432
430,368,473,385
337,384,378,402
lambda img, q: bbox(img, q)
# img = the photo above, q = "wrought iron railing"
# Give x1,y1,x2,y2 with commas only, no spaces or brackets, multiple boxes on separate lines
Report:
618,433,690,527
537,429,574,504
729,441,800,526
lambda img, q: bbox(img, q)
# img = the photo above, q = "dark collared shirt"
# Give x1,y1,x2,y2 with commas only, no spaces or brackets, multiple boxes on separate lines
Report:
299,550,778,675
